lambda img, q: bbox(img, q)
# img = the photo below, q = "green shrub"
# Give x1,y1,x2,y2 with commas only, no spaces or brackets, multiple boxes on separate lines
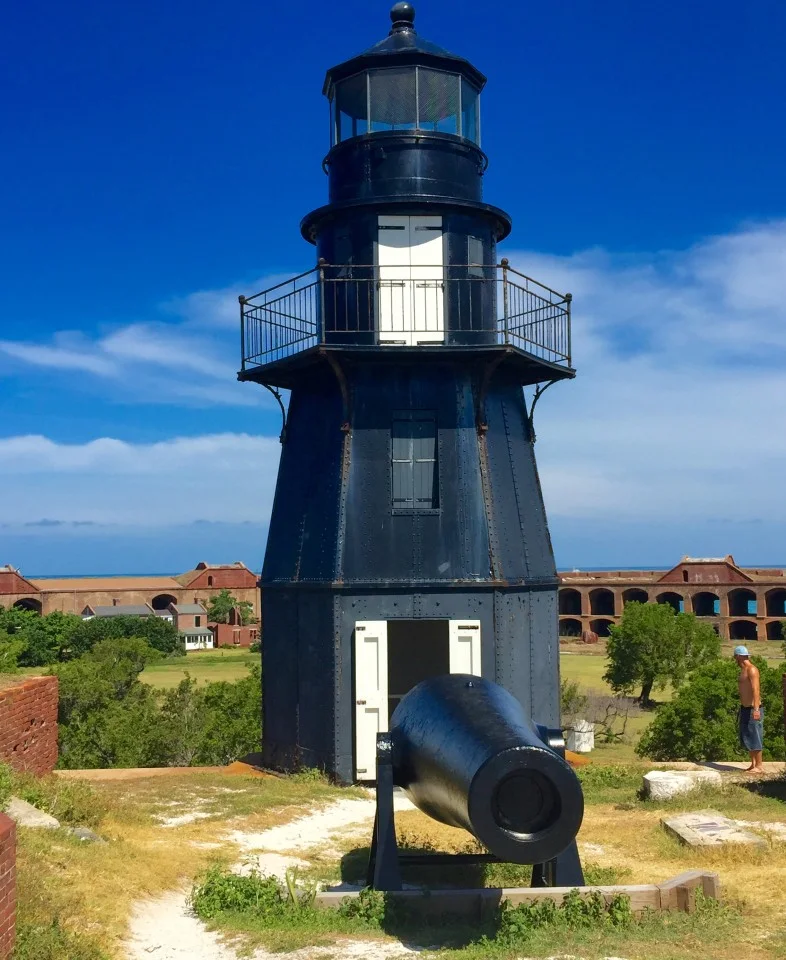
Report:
637,657,785,761
337,887,385,926
68,615,183,658
190,865,284,921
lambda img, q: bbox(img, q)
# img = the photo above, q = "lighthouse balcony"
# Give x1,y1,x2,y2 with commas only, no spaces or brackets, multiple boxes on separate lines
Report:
238,262,573,388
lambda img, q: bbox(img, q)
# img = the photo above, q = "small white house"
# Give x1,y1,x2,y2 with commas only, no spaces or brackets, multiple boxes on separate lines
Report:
182,627,215,651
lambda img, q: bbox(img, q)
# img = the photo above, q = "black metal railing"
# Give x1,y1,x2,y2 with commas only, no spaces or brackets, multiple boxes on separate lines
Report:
240,260,571,372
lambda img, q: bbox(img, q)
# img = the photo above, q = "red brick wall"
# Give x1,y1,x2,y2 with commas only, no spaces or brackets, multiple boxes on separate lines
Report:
659,562,751,584
0,813,15,960
213,624,259,648
0,676,59,775
189,568,257,590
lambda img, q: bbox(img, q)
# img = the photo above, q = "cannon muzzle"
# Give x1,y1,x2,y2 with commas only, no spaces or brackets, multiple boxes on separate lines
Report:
390,674,584,865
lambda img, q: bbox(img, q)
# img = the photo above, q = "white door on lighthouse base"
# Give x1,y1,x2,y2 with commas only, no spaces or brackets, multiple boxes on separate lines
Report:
377,215,445,345
354,618,481,781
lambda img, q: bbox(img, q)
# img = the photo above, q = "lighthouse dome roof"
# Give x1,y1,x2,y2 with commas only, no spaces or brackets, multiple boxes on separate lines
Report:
323,3,486,94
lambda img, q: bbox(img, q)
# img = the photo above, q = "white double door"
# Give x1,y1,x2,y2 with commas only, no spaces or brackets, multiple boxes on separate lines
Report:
378,215,445,345
353,619,481,780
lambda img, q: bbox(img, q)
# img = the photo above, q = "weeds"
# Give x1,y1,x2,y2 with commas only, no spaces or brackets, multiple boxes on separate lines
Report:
13,919,109,960
11,770,107,827
496,889,633,944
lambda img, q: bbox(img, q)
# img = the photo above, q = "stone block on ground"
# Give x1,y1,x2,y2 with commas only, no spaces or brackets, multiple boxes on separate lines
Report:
662,809,766,848
567,719,595,753
643,769,722,800
5,796,60,829
66,826,106,843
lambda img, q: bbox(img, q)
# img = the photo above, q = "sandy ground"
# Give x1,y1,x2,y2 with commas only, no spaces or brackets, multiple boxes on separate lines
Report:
125,889,421,959
124,793,420,960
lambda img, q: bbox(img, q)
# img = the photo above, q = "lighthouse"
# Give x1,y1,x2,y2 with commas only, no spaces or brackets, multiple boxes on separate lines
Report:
239,3,574,784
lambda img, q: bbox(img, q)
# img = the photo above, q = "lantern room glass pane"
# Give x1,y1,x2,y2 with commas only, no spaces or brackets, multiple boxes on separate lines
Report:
369,67,417,132
461,78,479,143
418,68,460,136
335,73,368,142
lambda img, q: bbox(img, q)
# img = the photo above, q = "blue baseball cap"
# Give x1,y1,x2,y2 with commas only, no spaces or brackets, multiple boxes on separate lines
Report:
733,645,750,657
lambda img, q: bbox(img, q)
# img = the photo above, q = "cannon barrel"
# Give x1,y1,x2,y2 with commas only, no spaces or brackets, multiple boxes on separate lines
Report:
390,674,584,865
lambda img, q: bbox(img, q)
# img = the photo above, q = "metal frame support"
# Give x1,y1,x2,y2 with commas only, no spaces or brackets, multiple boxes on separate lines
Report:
366,733,403,891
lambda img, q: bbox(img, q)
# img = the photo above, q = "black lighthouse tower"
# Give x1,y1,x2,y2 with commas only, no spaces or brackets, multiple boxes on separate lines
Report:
239,4,575,784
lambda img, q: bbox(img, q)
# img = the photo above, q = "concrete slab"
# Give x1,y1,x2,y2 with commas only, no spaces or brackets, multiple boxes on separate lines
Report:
643,769,722,800
6,796,60,829
662,810,766,848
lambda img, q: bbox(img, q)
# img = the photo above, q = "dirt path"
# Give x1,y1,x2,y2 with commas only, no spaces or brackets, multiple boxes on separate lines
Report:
124,795,421,960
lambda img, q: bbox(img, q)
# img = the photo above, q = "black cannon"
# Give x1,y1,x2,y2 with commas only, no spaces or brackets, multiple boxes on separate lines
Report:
367,674,585,890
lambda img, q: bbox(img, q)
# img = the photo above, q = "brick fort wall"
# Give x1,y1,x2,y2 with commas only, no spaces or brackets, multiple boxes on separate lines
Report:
0,676,59,775
0,813,15,959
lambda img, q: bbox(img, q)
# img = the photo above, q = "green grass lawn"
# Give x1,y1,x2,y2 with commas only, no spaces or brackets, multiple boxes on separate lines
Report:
141,648,257,689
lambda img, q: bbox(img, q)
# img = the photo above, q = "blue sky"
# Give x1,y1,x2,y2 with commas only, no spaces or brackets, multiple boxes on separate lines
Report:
2,0,786,574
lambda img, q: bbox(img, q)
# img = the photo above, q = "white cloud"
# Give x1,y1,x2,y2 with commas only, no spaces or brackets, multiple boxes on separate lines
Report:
0,337,115,376
505,221,786,528
0,272,291,408
2,222,785,555
0,434,280,526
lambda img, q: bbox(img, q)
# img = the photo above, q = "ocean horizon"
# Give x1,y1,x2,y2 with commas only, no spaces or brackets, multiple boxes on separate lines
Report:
21,562,786,579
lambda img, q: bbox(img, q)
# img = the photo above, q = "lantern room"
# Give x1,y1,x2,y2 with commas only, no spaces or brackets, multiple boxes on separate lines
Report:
239,3,572,385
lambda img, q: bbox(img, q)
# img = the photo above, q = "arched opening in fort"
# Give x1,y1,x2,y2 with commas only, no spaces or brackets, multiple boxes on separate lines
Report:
766,621,784,641
558,589,582,615
692,592,720,617
208,576,214,587
152,594,177,611
765,589,786,618
656,592,683,614
728,588,757,617
589,618,613,638
13,597,42,614
623,588,648,605
559,618,582,638
729,620,758,642
589,588,615,616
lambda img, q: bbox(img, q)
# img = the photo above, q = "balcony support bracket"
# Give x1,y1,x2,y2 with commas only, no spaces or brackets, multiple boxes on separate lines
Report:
261,384,288,444
475,350,508,433
322,349,352,433
526,380,558,442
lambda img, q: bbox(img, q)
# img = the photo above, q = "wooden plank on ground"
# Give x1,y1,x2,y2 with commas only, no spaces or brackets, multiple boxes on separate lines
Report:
657,870,719,911
317,872,720,918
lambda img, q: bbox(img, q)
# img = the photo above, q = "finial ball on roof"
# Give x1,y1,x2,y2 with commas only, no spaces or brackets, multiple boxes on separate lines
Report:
390,2,415,27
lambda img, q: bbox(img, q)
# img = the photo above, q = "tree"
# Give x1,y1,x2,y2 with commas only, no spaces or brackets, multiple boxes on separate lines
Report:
206,589,255,626
157,666,262,766
68,614,183,658
54,638,164,769
603,601,720,704
637,657,785,761
17,611,82,666
0,634,25,672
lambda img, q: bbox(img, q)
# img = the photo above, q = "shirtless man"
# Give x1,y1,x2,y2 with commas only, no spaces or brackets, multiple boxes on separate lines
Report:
734,645,764,774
